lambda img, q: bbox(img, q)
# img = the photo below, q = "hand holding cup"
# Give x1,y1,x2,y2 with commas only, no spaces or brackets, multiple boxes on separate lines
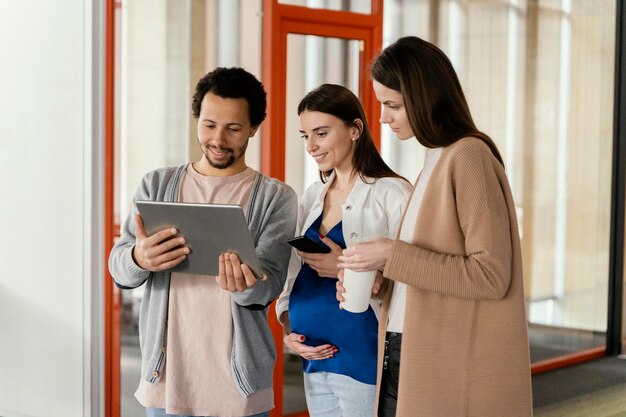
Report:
336,237,392,313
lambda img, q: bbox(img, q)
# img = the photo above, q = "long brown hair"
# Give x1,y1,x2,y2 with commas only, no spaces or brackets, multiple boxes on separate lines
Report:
370,36,504,167
297,83,407,183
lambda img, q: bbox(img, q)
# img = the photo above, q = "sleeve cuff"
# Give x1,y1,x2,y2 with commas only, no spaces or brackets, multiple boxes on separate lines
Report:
124,247,151,279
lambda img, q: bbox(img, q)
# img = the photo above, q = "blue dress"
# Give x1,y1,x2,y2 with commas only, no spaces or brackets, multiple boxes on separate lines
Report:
289,214,378,384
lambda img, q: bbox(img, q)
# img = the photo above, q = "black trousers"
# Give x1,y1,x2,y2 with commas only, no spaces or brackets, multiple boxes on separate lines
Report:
378,332,402,417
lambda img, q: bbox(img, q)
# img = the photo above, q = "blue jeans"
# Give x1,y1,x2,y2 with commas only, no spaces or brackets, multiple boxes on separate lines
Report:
303,372,376,417
146,409,269,417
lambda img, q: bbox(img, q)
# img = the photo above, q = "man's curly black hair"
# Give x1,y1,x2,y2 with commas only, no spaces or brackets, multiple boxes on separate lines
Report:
192,67,267,127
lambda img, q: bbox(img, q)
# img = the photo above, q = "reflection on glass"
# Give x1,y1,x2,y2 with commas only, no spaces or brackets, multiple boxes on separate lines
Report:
522,0,615,360
120,289,145,417
382,0,616,362
284,34,361,414
623,228,626,355
285,34,361,198
118,1,192,416
278,0,372,14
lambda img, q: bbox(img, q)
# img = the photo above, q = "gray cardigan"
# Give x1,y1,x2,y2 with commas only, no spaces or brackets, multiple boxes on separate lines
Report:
108,164,297,396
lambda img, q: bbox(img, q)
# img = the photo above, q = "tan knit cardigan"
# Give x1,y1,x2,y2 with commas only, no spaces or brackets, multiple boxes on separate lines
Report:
379,137,533,417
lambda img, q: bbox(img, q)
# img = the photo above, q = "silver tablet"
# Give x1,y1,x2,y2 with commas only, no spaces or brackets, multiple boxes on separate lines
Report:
136,201,262,278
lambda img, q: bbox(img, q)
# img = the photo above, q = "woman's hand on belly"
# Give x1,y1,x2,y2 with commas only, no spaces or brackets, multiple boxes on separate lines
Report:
283,332,339,360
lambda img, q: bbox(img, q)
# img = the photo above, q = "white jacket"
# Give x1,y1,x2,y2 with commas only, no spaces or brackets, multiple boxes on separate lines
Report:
276,173,412,322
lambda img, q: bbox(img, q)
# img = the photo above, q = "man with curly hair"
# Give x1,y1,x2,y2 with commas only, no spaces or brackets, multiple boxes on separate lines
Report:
109,67,298,417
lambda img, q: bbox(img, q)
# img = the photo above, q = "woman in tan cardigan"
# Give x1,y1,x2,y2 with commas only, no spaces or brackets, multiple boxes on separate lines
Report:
336,36,533,417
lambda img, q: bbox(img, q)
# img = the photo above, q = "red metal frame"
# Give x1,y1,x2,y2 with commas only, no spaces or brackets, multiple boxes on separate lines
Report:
261,1,384,180
262,2,383,416
530,346,606,375
105,1,121,417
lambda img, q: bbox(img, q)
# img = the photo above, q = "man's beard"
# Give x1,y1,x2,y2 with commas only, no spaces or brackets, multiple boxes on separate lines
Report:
200,140,248,169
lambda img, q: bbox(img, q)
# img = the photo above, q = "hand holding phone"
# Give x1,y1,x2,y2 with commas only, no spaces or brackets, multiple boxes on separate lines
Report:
286,235,330,254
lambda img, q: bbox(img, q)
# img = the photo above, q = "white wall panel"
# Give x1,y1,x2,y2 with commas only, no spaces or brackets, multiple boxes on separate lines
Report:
0,1,102,416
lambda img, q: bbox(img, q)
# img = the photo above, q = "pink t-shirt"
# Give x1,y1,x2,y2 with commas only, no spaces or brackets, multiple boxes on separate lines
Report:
135,164,273,416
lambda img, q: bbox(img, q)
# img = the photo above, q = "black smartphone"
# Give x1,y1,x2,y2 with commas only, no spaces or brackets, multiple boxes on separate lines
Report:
286,235,331,253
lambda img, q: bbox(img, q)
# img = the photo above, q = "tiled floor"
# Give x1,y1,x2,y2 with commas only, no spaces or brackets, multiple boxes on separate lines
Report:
532,356,626,416
282,353,307,414
120,335,144,417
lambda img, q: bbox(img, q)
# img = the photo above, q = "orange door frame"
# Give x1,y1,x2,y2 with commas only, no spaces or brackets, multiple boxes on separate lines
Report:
261,1,384,179
105,0,122,416
261,2,383,416
105,0,120,417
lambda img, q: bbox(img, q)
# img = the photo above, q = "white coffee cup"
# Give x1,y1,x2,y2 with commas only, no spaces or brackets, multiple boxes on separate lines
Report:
340,268,377,313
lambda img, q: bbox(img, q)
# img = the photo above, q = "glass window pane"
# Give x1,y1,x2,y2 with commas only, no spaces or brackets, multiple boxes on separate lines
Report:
118,1,264,416
285,34,362,198
539,0,565,10
382,0,616,362
283,33,362,414
119,1,192,415
524,0,614,359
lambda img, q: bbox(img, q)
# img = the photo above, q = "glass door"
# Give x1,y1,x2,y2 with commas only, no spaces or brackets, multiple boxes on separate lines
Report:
261,1,383,415
282,35,364,414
